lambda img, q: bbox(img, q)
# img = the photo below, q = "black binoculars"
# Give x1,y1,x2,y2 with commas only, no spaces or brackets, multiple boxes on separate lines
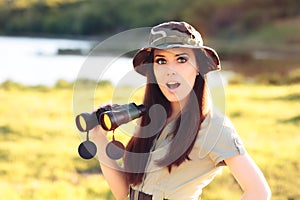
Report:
75,102,146,160
75,103,146,132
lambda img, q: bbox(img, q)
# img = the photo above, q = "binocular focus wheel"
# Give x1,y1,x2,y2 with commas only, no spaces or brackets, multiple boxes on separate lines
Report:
78,140,97,159
106,140,125,160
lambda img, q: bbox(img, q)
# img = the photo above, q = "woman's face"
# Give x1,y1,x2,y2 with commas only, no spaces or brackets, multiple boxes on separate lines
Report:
153,48,199,103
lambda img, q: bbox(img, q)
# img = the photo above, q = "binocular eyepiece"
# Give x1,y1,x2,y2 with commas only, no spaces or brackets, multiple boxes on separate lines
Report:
75,103,146,132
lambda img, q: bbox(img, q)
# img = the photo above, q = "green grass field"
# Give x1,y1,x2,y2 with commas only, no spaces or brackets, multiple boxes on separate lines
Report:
0,83,299,200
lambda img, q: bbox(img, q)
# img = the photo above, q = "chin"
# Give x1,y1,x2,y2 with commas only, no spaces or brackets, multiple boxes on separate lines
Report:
165,93,188,103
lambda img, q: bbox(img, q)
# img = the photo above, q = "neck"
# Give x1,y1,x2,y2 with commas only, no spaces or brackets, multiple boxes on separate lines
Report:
168,97,188,123
170,101,182,115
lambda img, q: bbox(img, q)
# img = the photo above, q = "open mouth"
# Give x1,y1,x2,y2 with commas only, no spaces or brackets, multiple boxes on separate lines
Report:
166,81,181,90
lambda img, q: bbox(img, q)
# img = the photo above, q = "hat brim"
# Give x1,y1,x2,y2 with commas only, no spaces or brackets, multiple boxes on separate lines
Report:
133,44,221,76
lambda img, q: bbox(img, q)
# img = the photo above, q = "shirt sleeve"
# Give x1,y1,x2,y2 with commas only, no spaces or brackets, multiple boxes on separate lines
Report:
208,117,246,167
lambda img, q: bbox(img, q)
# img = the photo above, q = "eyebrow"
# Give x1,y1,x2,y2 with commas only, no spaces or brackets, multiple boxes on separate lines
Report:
175,53,190,57
154,53,190,58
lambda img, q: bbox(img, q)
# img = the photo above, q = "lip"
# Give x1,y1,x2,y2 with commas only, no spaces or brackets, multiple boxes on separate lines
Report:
166,81,181,90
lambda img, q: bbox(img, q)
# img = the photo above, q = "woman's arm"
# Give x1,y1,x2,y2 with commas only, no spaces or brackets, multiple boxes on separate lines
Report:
225,153,271,200
90,125,129,200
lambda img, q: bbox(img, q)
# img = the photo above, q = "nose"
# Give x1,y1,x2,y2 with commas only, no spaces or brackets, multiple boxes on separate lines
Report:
166,62,177,76
167,68,176,76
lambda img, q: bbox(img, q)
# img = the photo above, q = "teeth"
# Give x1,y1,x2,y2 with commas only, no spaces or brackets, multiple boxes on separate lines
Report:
166,82,180,89
168,82,177,85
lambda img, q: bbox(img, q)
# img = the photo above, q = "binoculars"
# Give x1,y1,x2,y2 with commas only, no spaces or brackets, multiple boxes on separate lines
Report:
76,103,146,132
75,102,146,160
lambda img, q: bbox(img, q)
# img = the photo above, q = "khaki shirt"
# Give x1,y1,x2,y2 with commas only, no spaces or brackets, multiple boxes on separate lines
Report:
132,110,245,200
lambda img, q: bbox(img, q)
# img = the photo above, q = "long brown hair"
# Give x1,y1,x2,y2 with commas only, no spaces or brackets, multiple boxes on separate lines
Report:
124,48,214,186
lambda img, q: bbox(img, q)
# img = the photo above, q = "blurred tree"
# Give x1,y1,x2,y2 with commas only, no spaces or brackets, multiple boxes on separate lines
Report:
0,0,299,36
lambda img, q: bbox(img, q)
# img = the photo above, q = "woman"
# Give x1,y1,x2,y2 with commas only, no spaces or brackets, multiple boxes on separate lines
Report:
90,21,271,200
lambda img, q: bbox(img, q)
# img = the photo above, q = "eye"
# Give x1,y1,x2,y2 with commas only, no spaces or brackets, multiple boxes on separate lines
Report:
155,58,167,65
177,56,188,63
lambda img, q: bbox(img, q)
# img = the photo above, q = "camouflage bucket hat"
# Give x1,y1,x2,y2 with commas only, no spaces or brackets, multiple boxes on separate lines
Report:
133,21,221,76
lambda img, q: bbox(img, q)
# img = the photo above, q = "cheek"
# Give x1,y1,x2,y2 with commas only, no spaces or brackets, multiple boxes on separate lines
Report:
180,75,196,97
181,69,198,87
188,73,197,87
153,67,165,83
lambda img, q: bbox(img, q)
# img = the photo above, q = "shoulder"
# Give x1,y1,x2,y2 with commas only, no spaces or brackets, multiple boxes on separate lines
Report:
196,109,246,165
198,109,237,142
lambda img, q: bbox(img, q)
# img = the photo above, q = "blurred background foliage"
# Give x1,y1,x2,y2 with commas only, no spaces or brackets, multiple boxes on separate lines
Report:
1,0,300,71
0,0,299,38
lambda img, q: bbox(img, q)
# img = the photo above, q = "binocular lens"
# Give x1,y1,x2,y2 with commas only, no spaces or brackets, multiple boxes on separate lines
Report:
75,112,99,132
102,113,112,131
78,115,87,131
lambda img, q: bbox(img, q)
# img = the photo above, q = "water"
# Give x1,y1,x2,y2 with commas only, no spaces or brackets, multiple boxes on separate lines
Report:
0,36,229,88
0,36,146,87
